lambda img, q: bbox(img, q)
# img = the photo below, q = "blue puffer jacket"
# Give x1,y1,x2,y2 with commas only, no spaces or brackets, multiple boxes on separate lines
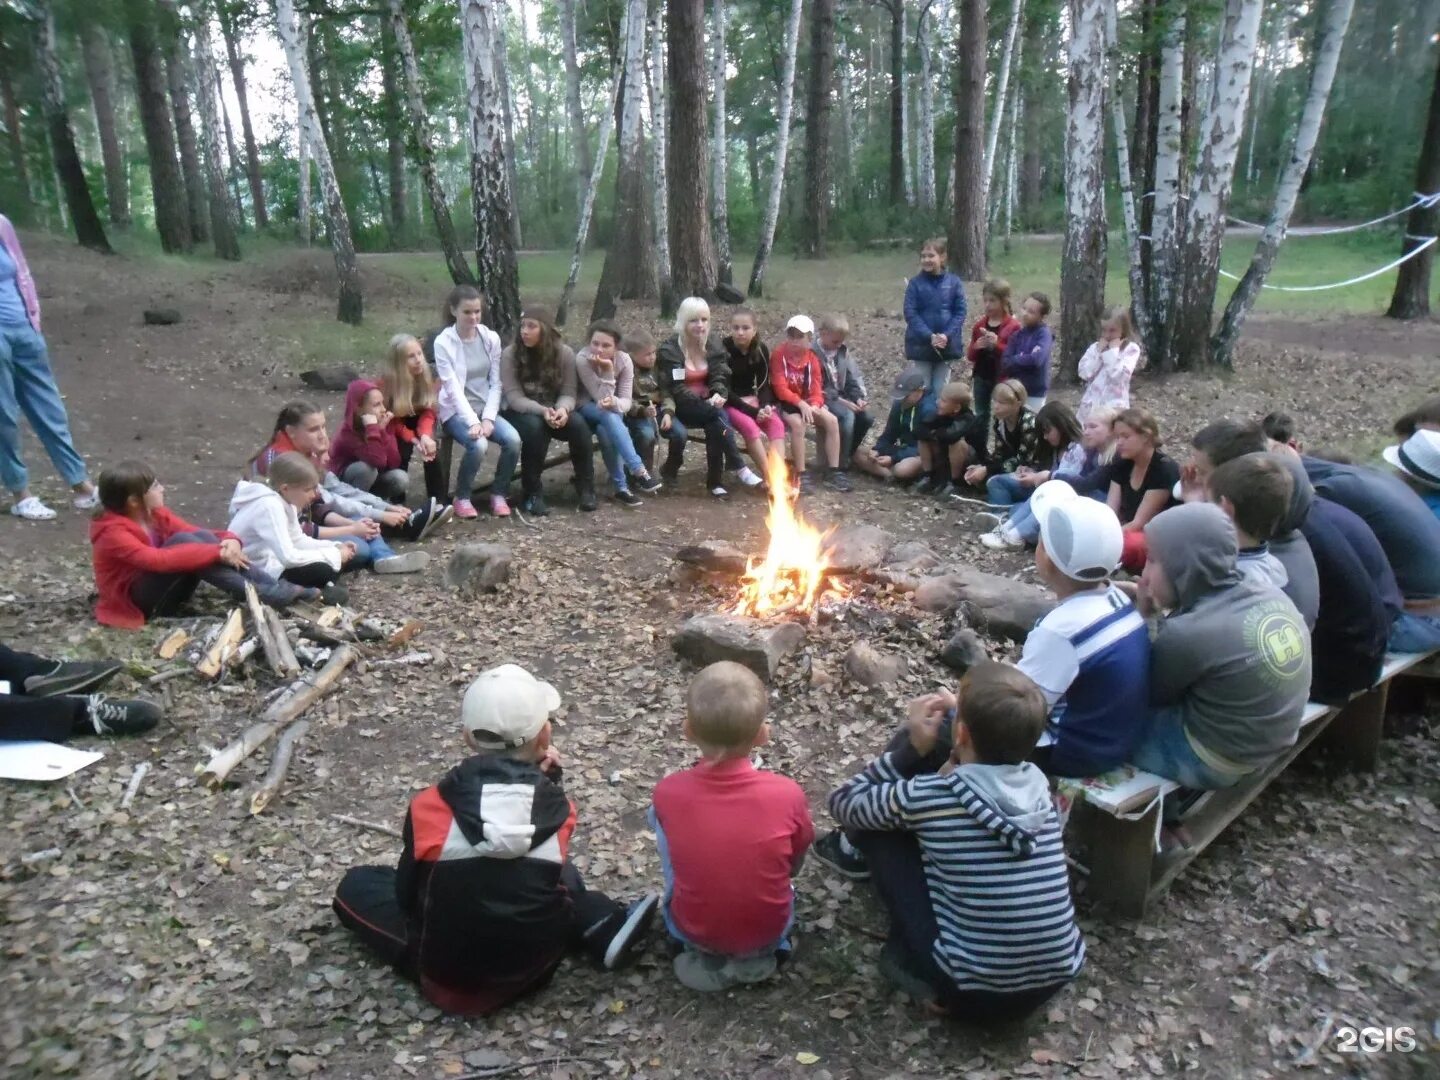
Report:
903,271,967,363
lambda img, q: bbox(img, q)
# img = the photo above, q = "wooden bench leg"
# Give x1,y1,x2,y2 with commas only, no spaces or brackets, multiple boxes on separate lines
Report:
1073,798,1159,919
1320,683,1388,772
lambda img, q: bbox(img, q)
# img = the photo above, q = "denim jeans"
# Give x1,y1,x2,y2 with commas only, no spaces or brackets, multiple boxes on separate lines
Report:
442,413,521,501
1007,485,1104,543
831,404,874,463
0,321,89,492
579,402,644,492
914,358,951,401
985,471,1031,508
971,376,994,439
1390,610,1440,654
1130,705,1248,790
346,534,397,570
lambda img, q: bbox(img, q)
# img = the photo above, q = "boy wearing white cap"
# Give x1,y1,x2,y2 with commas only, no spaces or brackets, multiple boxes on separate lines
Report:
332,665,658,1015
770,314,846,494
1384,428,1440,522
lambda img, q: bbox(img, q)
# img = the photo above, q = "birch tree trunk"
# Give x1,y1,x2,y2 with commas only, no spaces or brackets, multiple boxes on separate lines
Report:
513,0,543,180
916,0,937,212
297,107,311,245
983,0,1024,208
214,64,247,227
901,2,914,207
388,0,474,284
666,0,716,303
0,29,34,214
217,2,268,228
1211,0,1355,363
458,0,522,338
379,16,407,238
126,0,191,252
711,0,734,286
1147,6,1185,366
559,0,591,206
80,23,130,226
747,0,804,298
799,0,836,256
949,0,987,279
161,2,207,244
35,2,111,252
493,24,523,247
838,49,854,212
557,55,624,325
648,11,674,314
191,16,240,260
885,0,905,205
1102,0,1151,348
1059,0,1107,382
1171,0,1262,370
594,0,655,318
275,0,362,323
1387,50,1440,319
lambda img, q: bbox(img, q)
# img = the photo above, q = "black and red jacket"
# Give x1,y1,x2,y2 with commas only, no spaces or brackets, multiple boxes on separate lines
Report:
395,753,577,1015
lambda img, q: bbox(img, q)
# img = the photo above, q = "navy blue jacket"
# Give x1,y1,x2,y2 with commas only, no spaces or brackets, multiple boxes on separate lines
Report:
876,394,938,460
903,271,967,363
1301,498,1390,704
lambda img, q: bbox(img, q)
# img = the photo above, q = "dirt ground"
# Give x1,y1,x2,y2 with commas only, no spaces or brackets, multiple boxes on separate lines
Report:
0,235,1437,1079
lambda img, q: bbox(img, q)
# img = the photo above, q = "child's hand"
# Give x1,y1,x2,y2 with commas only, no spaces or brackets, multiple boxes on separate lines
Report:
357,518,382,540
798,400,814,424
339,542,357,564
981,330,998,348
876,455,893,468
381,506,409,527
219,539,249,569
930,333,946,349
757,405,774,421
659,413,673,433
469,422,484,441
904,694,951,756
419,434,437,459
377,407,393,428
645,404,658,419
707,392,726,409
1178,461,1205,502
538,746,562,774
964,464,988,485
600,395,616,411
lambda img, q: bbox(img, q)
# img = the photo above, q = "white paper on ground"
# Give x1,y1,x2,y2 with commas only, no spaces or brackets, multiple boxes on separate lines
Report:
0,740,103,781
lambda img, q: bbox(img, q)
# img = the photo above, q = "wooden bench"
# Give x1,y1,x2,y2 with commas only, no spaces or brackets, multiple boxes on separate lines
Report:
1059,649,1440,918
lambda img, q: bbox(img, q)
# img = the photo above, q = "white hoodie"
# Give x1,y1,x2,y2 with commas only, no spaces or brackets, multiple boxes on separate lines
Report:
434,323,503,430
227,480,343,580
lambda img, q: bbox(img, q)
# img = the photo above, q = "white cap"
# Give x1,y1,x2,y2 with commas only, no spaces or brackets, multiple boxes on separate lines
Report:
460,664,562,749
785,314,815,335
1030,480,1123,582
1382,429,1440,490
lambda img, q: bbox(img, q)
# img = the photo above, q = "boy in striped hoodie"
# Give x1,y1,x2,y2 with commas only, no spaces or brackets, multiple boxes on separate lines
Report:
826,662,1084,1020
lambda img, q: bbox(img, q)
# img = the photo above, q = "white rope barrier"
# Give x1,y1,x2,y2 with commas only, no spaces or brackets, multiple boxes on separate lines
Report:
1224,191,1440,234
1216,235,1437,292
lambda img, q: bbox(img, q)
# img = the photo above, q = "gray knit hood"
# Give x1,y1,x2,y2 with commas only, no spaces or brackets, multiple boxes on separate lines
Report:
1145,503,1240,610
1271,451,1314,535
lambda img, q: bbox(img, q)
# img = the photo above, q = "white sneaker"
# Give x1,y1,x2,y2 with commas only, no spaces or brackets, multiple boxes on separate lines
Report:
373,551,431,574
980,525,1025,550
10,496,56,520
972,511,1004,532
72,489,99,511
736,466,764,487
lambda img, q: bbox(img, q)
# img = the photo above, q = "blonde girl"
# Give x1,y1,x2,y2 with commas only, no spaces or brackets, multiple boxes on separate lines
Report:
1077,306,1143,420
382,333,447,503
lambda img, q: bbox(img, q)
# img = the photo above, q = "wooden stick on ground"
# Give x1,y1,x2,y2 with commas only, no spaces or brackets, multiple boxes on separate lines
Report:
249,720,310,815
244,583,300,678
120,762,150,809
263,606,301,676
157,628,190,660
200,644,357,788
196,608,245,679
329,812,402,839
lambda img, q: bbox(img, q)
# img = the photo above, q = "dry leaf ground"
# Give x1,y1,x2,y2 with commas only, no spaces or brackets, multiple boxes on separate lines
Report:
0,237,1435,1079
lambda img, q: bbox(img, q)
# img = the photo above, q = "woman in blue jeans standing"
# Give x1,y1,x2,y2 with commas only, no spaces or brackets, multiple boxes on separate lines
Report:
0,214,97,520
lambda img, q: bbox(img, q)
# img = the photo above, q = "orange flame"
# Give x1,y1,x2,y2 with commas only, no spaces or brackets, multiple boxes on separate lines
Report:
733,450,845,618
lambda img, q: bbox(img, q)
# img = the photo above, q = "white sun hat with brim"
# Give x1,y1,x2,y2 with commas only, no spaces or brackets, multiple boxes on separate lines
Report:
1029,480,1124,583
785,314,815,335
1382,429,1440,490
461,664,562,749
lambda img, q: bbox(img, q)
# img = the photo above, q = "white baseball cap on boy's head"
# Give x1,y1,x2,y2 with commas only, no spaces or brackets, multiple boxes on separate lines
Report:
1383,429,1440,490
1029,480,1123,583
785,314,815,335
461,664,562,749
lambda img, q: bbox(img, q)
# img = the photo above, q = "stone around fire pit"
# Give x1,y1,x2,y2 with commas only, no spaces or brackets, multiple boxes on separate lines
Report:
446,543,513,594
883,540,942,575
822,523,893,573
672,614,806,682
913,568,1053,643
844,641,907,686
939,628,989,674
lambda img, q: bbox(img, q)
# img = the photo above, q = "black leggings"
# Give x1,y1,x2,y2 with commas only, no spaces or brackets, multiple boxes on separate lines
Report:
129,531,295,617
281,562,340,588
673,400,744,487
396,418,448,501
505,410,596,498
0,643,85,742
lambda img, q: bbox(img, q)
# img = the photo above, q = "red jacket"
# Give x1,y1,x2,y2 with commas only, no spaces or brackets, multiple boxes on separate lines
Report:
966,315,1022,383
90,508,235,629
330,379,402,474
769,341,824,408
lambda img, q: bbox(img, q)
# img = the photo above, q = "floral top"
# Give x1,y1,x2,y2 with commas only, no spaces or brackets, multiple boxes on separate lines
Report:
1077,341,1143,420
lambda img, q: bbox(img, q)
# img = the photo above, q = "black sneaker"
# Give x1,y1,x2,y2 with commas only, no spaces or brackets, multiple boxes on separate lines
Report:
913,475,937,495
632,471,663,494
798,471,817,495
812,830,870,880
578,488,599,512
24,660,123,698
878,937,940,1003
827,469,853,493
614,489,643,508
74,694,162,737
594,894,660,970
936,481,960,499
320,582,349,606
520,494,550,517
660,463,681,485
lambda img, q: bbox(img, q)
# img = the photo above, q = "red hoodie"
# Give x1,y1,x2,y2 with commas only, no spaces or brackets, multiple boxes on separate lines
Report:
90,508,237,629
967,314,1022,384
769,340,824,408
329,380,402,474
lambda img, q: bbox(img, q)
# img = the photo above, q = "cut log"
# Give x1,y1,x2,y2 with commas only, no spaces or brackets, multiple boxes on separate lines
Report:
912,569,1054,643
200,644,357,788
248,719,310,815
245,583,300,678
157,628,190,660
196,608,245,679
674,540,748,576
367,651,433,669
299,365,361,391
264,607,301,675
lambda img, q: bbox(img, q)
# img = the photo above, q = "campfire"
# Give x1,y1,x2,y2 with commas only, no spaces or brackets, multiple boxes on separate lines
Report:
732,451,848,618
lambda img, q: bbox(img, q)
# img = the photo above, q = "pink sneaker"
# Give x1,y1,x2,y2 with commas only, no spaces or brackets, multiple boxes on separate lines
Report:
453,497,478,520
490,494,511,517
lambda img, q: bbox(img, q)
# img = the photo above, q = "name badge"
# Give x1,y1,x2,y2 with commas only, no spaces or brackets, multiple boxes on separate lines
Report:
672,368,686,381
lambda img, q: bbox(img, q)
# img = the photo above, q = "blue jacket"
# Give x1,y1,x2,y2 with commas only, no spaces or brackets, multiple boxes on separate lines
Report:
1001,323,1053,397
903,271,967,363
875,394,938,461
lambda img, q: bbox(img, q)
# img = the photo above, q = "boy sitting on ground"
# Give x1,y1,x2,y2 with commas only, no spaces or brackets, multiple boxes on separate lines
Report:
332,665,657,1015
854,368,936,483
1131,503,1311,790
1016,481,1151,777
824,662,1085,1021
914,381,987,496
650,662,813,992
1206,454,1291,591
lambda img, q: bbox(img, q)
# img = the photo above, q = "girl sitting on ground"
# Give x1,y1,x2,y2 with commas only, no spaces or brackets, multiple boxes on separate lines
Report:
723,307,784,480
575,319,663,507
974,401,1083,529
961,379,1039,504
980,407,1117,550
228,452,354,603
1077,306,1143,420
435,285,522,518
1106,407,1180,572
383,334,447,506
330,380,409,504
90,460,315,629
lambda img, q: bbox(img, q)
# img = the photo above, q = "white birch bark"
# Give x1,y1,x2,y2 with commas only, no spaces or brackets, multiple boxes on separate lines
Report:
647,10,673,309
983,0,1024,207
916,0,937,211
297,99,310,246
1211,0,1355,365
1059,0,1107,379
1102,0,1150,346
746,0,804,297
1148,8,1185,360
712,0,733,285
838,50,854,210
275,0,361,322
190,15,239,260
458,0,522,337
559,0,591,205
900,0,914,207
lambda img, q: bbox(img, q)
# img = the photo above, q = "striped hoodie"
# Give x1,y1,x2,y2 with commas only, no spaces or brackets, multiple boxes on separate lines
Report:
829,749,1084,994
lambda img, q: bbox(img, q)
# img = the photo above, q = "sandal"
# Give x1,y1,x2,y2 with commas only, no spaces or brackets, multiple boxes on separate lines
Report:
10,496,57,521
